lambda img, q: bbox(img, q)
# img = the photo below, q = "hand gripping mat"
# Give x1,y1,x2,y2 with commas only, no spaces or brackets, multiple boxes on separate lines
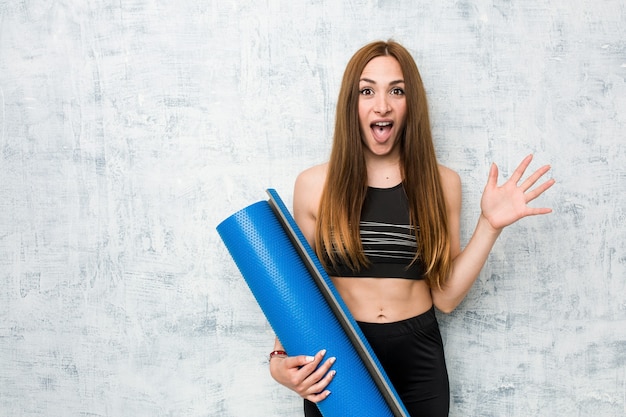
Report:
216,189,409,417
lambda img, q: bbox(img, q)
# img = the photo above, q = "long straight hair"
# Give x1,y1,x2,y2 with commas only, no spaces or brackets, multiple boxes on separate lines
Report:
315,40,451,289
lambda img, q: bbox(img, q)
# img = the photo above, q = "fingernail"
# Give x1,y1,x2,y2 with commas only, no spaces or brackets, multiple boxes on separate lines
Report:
305,356,314,363
319,349,327,356
329,357,337,364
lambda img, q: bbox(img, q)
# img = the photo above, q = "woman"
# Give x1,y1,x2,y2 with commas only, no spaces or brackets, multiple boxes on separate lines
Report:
269,40,554,417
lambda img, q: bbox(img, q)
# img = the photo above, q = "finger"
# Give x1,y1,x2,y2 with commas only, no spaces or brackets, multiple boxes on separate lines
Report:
284,353,317,370
295,349,329,378
285,351,327,393
304,358,337,402
303,356,336,385
486,162,499,189
524,206,553,217
520,164,552,192
305,361,336,395
295,355,335,399
305,388,332,403
510,154,534,184
524,178,556,203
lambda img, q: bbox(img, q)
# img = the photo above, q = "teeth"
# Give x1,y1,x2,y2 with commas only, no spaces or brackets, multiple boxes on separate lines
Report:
374,122,391,127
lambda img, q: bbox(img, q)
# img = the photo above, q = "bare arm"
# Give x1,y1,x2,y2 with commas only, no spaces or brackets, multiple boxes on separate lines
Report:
432,155,555,313
269,164,336,403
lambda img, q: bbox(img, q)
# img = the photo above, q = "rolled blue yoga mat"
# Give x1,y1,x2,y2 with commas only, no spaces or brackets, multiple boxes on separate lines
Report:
216,189,409,417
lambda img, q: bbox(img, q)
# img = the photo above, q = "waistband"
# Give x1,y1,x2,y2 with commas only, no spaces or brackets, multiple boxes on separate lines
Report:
356,305,437,337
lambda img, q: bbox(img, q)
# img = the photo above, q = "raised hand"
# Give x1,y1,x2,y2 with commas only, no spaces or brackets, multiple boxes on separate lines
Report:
480,154,555,230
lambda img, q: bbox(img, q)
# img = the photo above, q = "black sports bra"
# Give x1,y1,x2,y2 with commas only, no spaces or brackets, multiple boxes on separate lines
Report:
324,183,426,280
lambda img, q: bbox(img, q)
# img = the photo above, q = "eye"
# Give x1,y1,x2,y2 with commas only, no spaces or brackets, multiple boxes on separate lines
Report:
359,87,374,96
390,87,405,96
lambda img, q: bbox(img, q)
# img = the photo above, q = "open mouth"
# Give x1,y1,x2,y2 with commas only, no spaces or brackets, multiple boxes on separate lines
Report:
371,121,393,142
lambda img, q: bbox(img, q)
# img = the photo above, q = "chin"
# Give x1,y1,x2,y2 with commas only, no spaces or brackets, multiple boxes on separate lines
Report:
366,140,399,156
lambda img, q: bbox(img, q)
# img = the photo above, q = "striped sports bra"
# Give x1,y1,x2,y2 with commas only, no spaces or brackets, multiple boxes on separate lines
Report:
325,183,426,280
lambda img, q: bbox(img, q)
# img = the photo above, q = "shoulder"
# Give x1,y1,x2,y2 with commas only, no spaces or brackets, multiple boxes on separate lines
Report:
438,164,461,189
293,163,328,245
295,163,328,194
293,162,328,214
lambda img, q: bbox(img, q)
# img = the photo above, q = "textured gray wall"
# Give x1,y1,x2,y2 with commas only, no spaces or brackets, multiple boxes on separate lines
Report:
1,1,624,416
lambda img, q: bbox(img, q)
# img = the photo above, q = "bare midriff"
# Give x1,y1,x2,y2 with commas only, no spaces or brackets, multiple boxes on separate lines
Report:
331,277,433,323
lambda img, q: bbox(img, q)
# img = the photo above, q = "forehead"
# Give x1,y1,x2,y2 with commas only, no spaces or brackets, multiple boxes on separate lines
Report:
359,56,404,82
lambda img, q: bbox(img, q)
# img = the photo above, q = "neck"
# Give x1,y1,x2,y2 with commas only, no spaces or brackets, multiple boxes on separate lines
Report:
365,155,402,188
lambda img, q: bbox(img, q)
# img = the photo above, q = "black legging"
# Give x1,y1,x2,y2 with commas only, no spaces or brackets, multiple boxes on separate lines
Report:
304,306,449,417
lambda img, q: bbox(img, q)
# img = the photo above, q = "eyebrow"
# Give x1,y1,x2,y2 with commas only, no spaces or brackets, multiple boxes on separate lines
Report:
359,78,405,85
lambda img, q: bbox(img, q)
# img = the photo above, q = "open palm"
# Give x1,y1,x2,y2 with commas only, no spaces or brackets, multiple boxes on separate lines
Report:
481,155,555,230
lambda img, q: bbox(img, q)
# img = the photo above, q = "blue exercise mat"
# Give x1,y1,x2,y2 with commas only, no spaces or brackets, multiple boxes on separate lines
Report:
216,189,409,417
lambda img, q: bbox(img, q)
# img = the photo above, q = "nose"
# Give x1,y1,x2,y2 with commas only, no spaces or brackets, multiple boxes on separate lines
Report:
374,95,391,115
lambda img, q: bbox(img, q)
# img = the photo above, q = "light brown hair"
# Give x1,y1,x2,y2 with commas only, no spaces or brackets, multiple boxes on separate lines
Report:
315,40,451,289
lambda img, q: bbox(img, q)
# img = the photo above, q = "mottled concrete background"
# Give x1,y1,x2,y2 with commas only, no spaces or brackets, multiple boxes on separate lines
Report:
1,1,624,416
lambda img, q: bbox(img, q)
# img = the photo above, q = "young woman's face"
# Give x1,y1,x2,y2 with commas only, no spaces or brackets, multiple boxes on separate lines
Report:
358,56,407,159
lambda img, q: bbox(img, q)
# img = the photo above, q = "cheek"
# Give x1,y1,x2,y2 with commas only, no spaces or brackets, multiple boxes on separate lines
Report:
358,101,367,118
358,106,369,128
397,103,407,123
